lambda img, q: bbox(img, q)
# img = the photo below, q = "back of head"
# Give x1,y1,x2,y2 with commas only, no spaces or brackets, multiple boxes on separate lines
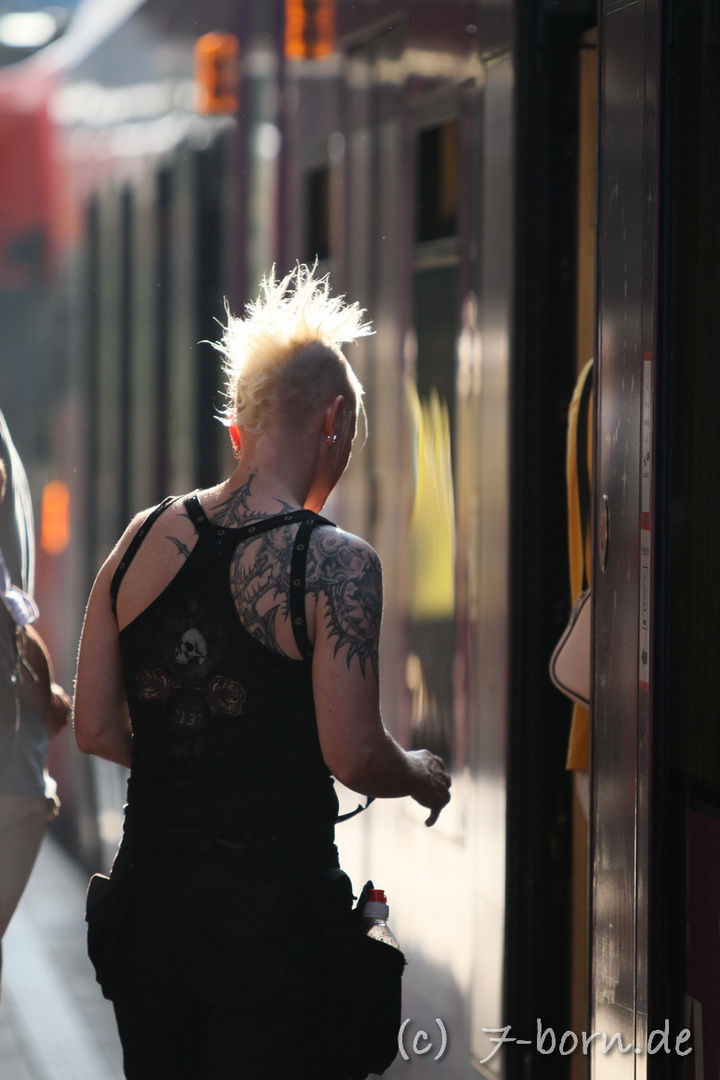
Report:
217,264,372,434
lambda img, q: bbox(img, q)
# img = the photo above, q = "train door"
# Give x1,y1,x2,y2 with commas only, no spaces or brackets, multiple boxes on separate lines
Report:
591,0,661,1074
504,4,599,1076
594,1,720,1073
657,0,720,1073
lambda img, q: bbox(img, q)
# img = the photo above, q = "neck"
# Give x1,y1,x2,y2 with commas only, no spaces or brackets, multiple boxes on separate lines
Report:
206,470,300,522
209,413,338,518
205,429,321,522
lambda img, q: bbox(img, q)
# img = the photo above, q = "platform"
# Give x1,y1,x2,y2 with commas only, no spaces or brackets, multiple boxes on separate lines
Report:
0,835,124,1080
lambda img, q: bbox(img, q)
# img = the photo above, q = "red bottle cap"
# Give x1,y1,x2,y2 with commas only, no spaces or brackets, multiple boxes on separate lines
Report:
368,889,387,903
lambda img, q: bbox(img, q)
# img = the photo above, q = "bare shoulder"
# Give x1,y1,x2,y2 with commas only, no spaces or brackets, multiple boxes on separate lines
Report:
308,526,382,677
308,526,381,581
102,495,191,576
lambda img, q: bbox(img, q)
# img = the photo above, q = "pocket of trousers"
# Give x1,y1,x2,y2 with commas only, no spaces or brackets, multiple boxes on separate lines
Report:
85,873,130,1000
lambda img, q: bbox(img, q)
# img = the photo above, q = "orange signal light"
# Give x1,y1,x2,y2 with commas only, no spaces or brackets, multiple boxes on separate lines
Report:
40,480,70,555
285,0,336,60
194,32,240,116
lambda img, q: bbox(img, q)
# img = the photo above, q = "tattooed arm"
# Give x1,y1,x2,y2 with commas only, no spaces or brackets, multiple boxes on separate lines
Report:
310,530,451,826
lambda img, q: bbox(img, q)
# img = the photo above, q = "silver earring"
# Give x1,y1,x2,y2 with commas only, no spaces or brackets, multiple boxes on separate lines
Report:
327,434,338,445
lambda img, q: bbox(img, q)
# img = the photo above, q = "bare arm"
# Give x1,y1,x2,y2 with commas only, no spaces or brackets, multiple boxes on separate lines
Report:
73,499,194,765
19,624,72,737
311,531,451,826
73,555,132,768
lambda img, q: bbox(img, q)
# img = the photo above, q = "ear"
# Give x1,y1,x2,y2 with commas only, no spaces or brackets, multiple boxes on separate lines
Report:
322,396,345,439
228,425,242,453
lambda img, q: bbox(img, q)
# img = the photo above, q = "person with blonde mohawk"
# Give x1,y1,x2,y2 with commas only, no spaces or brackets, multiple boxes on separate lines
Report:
74,265,451,1080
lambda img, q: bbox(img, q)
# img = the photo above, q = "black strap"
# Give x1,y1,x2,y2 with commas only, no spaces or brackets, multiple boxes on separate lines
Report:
337,796,375,822
289,518,321,660
110,496,179,612
576,364,593,591
185,496,327,543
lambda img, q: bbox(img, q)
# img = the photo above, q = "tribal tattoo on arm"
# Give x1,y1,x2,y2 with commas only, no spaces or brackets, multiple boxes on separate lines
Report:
166,505,200,559
306,530,381,679
166,535,191,559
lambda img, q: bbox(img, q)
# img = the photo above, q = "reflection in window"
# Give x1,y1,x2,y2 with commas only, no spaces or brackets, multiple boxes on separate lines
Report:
406,380,456,763
306,165,330,262
416,120,459,243
407,382,455,618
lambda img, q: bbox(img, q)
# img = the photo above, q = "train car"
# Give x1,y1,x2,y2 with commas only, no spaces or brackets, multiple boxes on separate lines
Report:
0,0,719,1076
591,1,720,1077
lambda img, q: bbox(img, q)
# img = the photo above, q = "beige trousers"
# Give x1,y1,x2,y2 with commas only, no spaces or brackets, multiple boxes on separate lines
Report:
0,794,55,990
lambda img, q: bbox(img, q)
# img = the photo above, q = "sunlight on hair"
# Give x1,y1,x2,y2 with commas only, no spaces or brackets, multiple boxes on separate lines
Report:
216,264,373,433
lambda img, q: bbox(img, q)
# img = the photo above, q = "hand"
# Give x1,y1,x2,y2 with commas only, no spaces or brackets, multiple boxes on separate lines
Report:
409,749,452,826
18,626,71,736
45,684,72,737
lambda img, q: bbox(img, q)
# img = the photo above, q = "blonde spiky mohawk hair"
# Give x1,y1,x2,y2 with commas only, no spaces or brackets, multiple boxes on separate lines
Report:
217,264,373,433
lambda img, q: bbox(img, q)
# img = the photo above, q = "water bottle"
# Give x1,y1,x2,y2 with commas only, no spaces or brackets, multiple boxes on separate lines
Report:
361,888,401,950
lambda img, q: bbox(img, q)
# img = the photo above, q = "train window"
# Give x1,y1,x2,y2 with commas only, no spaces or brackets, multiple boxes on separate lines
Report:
153,167,172,499
415,120,459,243
407,263,460,765
93,189,132,559
118,186,133,529
192,142,226,488
306,165,330,262
82,196,101,589
413,265,458,424
406,108,462,765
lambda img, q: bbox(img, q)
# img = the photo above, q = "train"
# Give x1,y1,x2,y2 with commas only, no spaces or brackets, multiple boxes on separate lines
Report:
0,0,717,1076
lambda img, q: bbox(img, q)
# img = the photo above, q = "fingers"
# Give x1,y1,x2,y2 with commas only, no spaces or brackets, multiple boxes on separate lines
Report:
45,685,72,736
52,684,73,712
424,786,450,827
423,754,452,827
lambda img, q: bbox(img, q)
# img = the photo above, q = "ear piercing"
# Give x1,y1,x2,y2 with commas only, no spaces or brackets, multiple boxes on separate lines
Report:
327,434,338,445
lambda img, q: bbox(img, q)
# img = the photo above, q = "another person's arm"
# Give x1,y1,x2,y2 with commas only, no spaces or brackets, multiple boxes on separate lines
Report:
311,531,451,826
19,624,71,736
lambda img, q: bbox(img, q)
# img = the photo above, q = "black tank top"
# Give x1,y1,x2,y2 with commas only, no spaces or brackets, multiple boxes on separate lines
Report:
111,495,339,859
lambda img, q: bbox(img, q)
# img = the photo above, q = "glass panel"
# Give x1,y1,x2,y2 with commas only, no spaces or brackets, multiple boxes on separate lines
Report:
416,120,460,243
306,165,330,262
407,263,458,764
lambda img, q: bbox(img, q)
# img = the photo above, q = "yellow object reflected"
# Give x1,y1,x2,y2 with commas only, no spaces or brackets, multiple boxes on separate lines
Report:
406,380,455,619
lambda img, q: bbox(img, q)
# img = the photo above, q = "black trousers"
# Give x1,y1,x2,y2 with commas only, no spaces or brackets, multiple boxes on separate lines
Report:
88,843,352,1080
110,928,337,1080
